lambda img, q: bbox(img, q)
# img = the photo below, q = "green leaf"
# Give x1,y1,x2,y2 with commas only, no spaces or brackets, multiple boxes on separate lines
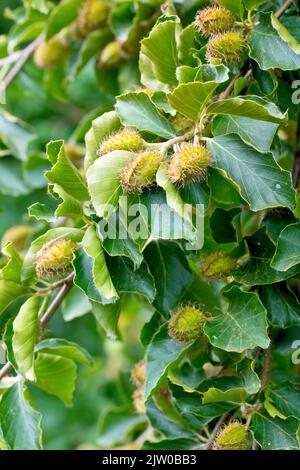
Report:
204,286,270,353
268,382,300,421
74,226,118,305
156,163,201,247
102,216,143,269
243,0,266,10
145,323,194,401
259,283,300,328
115,92,176,139
207,134,295,212
0,242,23,283
22,227,83,283
271,223,300,271
46,140,89,201
251,412,300,450
146,399,196,440
249,13,300,71
46,0,82,39
91,301,121,340
202,387,246,404
212,115,278,152
61,285,91,322
34,353,76,406
28,202,55,223
107,257,156,303
168,65,229,121
141,20,179,88
234,228,300,285
217,0,243,18
206,95,287,123
12,296,40,381
97,407,146,448
0,158,31,197
35,338,93,366
84,111,120,170
144,241,193,315
87,150,131,219
208,169,245,207
142,438,200,450
237,359,261,394
0,280,29,317
0,381,42,450
0,109,35,161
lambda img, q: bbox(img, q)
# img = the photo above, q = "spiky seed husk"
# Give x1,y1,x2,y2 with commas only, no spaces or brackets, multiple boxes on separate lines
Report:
97,41,124,69
168,144,210,186
97,129,146,157
133,387,145,414
213,422,250,450
201,251,236,279
121,151,161,194
168,305,206,343
206,31,245,65
73,0,110,38
36,238,78,283
171,114,193,133
34,37,68,68
196,5,235,37
131,360,146,387
2,225,32,252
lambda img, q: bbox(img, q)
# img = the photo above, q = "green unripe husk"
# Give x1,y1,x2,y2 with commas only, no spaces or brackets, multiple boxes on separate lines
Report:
168,305,206,343
213,422,250,450
74,0,110,38
168,144,210,186
36,238,78,283
34,36,68,68
196,5,235,37
97,41,124,69
206,31,245,65
201,251,236,279
121,151,161,194
97,129,146,157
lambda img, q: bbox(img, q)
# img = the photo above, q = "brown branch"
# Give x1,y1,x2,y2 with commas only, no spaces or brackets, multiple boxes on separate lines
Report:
0,34,45,94
260,343,272,391
204,413,229,450
0,275,74,382
275,0,293,18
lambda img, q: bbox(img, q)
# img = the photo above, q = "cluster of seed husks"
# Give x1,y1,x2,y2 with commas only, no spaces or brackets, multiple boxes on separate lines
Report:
196,3,245,65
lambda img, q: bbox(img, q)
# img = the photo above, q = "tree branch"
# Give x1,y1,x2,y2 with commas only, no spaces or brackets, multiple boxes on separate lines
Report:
0,275,74,382
204,413,229,450
0,34,45,94
275,0,293,18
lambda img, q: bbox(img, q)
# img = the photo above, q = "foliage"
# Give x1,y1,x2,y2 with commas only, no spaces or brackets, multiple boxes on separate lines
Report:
0,0,300,451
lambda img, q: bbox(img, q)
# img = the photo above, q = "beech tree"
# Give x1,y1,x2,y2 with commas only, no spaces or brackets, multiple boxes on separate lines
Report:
0,0,300,451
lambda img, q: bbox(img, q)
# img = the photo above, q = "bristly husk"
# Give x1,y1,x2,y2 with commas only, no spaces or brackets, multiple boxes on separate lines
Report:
206,30,245,65
36,238,78,283
168,144,210,186
196,5,235,37
121,151,161,194
168,304,206,343
201,251,237,279
213,422,250,450
97,129,146,157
